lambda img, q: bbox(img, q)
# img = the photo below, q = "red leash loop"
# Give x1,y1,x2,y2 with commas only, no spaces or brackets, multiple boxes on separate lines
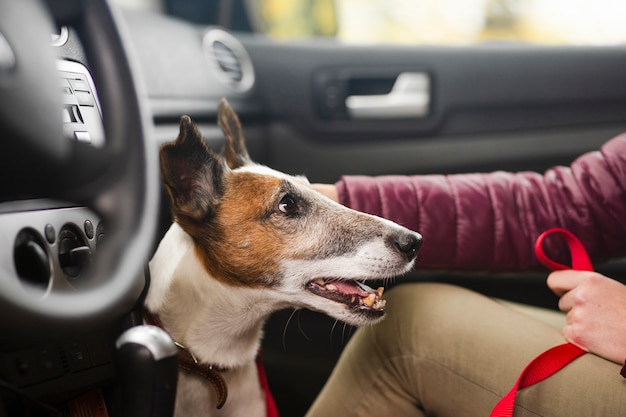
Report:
490,228,590,417
534,228,593,272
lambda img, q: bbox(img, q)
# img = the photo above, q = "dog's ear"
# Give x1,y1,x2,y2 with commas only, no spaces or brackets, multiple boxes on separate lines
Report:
159,115,225,221
217,98,251,169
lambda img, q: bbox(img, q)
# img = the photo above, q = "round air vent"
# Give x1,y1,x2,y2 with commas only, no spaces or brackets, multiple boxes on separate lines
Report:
203,29,255,93
14,228,51,294
51,26,68,47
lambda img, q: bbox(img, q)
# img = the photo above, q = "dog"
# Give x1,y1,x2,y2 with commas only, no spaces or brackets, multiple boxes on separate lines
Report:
146,99,422,417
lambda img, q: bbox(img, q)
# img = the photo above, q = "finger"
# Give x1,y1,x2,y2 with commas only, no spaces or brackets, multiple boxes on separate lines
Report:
546,270,588,296
561,323,589,352
557,288,575,312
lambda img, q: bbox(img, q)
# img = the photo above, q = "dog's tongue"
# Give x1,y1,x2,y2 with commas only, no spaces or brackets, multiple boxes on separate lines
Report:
310,279,386,310
331,280,375,296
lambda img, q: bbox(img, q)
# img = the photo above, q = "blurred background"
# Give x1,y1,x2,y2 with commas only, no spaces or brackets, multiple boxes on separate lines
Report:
254,0,626,45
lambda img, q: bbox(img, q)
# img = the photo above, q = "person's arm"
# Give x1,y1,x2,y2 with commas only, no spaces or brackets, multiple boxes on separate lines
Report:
317,134,626,271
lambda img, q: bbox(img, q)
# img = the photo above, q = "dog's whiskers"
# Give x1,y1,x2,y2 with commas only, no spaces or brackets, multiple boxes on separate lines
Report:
296,311,312,341
281,309,313,351
341,321,350,344
330,319,340,345
282,309,298,351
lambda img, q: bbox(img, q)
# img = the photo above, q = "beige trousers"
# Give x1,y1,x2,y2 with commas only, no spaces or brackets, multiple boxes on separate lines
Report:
305,283,626,417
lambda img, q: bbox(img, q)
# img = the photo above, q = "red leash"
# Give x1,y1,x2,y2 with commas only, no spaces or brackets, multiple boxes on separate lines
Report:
490,228,590,416
534,228,593,272
256,354,279,417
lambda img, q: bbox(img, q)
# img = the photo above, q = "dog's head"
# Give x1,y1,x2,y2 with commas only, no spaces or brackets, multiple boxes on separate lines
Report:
159,99,422,326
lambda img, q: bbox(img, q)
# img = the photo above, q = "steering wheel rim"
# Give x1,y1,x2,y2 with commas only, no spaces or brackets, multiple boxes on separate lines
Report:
0,0,158,337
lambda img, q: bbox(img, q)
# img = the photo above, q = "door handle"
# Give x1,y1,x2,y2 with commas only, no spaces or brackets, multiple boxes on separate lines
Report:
345,72,430,119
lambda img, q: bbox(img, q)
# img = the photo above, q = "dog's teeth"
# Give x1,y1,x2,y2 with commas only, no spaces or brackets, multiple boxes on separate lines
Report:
376,287,384,297
373,299,386,310
362,293,376,307
315,278,325,286
326,283,337,291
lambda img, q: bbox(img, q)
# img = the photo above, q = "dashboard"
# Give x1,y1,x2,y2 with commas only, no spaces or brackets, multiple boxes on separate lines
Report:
0,57,114,404
0,8,259,408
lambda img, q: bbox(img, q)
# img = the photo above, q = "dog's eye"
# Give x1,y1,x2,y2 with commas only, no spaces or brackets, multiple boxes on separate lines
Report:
278,194,298,215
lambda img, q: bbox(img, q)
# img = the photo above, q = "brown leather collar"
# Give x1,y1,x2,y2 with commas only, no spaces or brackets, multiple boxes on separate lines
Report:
143,309,228,409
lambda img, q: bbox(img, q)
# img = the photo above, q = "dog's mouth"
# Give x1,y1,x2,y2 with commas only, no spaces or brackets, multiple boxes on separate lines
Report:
305,278,386,316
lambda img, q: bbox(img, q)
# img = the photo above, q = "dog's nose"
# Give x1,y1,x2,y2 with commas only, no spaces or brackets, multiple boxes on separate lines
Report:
393,232,422,262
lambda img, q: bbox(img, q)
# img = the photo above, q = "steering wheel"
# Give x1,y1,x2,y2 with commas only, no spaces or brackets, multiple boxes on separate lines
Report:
0,0,158,338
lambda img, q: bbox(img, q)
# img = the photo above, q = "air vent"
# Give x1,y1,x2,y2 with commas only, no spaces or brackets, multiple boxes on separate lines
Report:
204,29,254,93
50,26,69,47
213,41,243,82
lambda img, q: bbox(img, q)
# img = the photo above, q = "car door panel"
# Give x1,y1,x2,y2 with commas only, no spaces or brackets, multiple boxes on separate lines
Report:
242,40,626,178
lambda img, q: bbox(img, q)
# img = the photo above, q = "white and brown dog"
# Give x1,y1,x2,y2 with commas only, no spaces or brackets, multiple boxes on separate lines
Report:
146,99,422,417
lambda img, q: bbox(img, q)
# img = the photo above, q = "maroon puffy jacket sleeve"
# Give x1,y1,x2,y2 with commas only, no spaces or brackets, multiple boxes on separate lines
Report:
337,134,626,271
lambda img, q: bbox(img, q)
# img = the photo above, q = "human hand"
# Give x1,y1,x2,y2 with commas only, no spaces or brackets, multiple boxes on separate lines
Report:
547,270,626,364
312,183,339,203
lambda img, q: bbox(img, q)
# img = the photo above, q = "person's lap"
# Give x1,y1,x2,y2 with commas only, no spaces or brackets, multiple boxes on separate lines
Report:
305,283,626,417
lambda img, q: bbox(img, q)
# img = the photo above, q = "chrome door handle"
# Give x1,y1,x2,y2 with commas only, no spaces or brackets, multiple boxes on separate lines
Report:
345,72,430,119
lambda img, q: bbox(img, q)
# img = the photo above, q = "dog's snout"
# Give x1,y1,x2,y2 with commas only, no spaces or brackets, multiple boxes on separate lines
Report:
393,232,422,262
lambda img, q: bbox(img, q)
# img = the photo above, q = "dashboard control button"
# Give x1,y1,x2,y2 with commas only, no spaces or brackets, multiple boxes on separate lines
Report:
75,91,94,106
44,223,55,244
74,131,91,143
84,220,94,239
68,78,90,92
58,226,91,279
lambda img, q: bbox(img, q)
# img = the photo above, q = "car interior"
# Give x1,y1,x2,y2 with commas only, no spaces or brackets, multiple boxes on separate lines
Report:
1,0,626,416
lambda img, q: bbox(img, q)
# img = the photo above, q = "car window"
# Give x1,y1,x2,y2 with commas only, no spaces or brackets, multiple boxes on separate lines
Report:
253,0,626,45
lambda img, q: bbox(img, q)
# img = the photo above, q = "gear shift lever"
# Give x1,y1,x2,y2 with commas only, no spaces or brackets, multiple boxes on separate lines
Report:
115,325,178,417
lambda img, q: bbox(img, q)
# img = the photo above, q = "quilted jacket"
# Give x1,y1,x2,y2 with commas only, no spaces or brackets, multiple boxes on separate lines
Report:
336,134,626,271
